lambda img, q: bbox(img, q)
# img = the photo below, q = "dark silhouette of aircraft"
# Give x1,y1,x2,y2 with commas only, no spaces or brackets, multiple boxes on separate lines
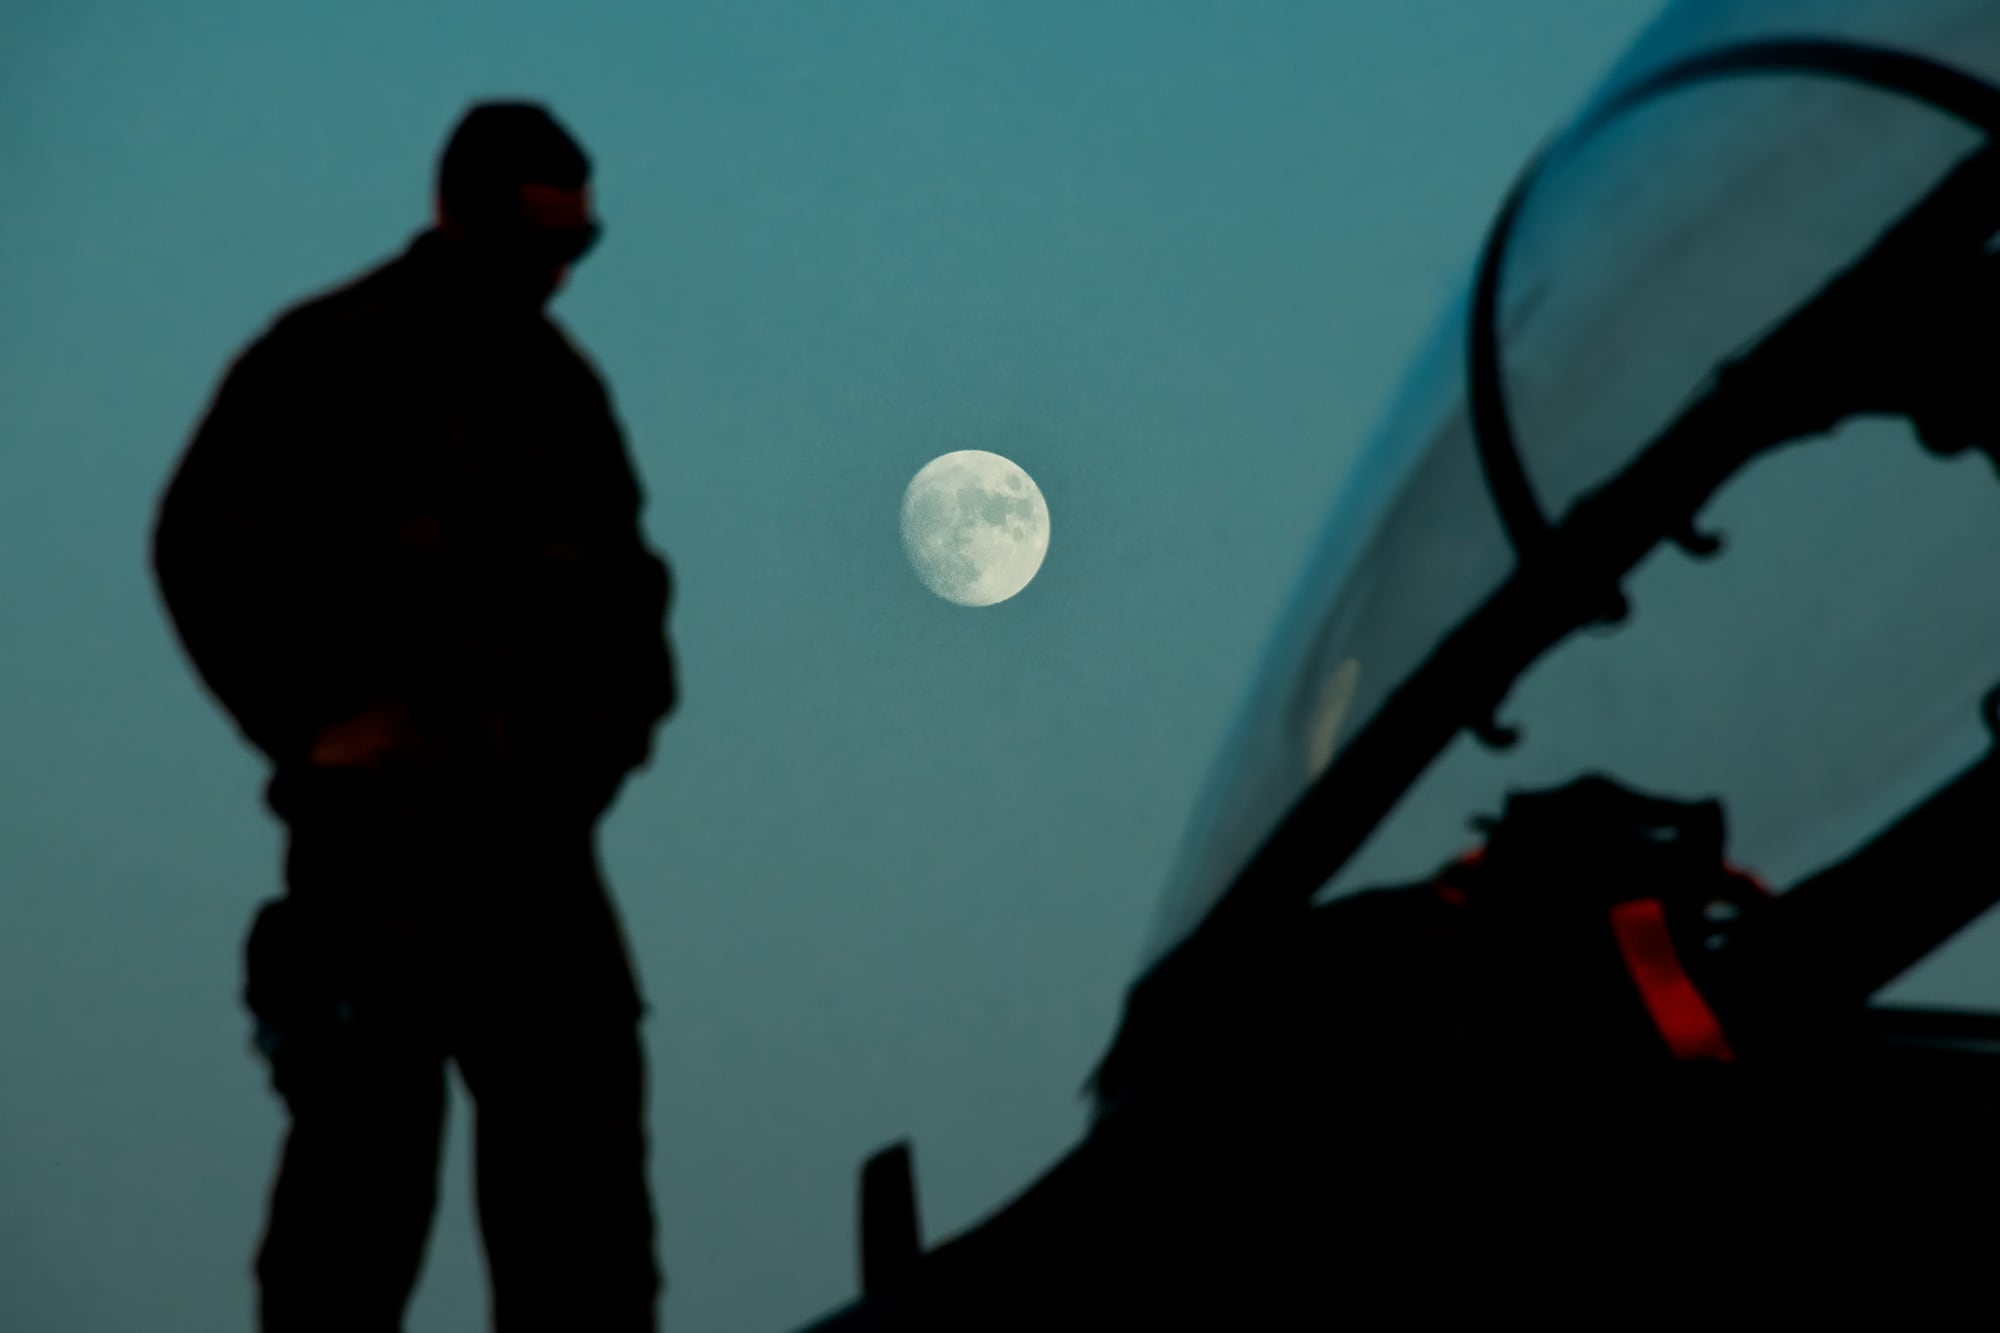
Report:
790,5,2000,1326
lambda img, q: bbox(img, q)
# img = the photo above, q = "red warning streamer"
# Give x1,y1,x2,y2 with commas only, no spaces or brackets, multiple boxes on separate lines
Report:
1608,897,1737,1063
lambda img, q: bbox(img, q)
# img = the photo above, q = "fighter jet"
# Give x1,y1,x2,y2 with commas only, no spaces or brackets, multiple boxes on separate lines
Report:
795,2,2000,1324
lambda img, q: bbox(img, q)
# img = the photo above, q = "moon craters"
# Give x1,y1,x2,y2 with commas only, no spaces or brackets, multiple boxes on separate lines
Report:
900,451,1051,606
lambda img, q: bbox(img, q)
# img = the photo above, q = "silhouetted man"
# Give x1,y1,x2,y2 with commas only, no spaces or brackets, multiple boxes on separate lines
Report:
153,102,674,1331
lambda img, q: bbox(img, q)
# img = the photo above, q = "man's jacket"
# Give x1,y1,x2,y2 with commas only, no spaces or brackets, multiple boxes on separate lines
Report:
154,230,676,800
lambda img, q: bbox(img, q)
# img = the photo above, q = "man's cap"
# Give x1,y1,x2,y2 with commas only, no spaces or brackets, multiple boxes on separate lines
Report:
436,101,593,233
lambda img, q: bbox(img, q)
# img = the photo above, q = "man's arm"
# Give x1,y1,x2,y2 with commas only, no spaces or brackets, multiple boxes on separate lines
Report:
577,443,678,775
153,325,387,765
555,352,679,778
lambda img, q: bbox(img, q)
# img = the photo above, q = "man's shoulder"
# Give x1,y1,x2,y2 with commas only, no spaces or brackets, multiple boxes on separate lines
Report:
265,250,411,349
203,245,420,417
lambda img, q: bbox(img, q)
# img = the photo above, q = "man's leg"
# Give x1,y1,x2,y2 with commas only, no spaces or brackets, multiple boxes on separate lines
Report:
246,896,451,1333
452,833,661,1332
460,1018,659,1331
249,772,461,1332
254,1022,450,1332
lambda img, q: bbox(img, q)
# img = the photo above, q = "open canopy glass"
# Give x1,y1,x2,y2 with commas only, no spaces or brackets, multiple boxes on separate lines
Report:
1142,0,2000,984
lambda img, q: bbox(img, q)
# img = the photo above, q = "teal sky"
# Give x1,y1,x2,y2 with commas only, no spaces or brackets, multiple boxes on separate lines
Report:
2,3,1661,1329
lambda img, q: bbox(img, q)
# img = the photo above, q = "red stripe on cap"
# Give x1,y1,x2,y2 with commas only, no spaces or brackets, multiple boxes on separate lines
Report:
1608,898,1736,1063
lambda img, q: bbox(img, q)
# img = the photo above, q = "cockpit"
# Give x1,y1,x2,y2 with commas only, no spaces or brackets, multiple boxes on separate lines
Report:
1142,0,2000,1013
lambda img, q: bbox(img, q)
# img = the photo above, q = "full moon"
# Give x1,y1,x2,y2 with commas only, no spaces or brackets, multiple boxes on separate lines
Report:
900,450,1051,606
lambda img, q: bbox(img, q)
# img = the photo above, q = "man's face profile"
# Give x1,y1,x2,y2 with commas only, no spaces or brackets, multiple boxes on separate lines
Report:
439,180,600,308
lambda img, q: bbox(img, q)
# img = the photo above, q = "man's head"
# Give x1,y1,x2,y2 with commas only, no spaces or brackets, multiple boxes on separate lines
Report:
434,101,601,308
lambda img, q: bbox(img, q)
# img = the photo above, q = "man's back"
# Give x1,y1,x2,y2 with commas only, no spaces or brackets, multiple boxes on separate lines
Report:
155,228,674,804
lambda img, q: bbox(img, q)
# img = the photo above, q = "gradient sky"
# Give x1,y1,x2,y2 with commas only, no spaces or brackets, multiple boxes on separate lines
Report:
3,3,1664,1329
